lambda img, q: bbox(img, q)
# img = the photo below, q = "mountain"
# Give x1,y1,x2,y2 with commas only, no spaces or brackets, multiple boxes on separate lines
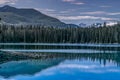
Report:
0,5,78,27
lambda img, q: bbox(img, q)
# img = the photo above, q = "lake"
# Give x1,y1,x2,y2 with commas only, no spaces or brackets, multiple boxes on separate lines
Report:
0,43,120,80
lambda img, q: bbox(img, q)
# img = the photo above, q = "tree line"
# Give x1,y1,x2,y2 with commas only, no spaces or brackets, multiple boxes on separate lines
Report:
0,24,120,43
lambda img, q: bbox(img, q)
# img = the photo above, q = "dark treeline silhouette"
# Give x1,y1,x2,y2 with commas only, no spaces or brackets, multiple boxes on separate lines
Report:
0,24,120,43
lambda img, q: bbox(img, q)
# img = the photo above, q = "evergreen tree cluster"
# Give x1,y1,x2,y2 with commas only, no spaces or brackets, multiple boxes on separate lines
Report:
0,24,120,43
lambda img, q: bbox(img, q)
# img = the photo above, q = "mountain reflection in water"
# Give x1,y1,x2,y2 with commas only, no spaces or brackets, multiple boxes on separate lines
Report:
0,44,120,80
0,52,119,80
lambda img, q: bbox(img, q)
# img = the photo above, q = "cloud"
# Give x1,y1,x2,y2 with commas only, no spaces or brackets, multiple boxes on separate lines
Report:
108,12,120,15
62,0,84,5
59,9,75,14
80,11,120,16
81,11,107,15
62,0,75,2
72,2,84,5
40,8,56,12
0,0,17,4
35,8,56,15
35,8,58,18
100,6,112,8
57,15,116,21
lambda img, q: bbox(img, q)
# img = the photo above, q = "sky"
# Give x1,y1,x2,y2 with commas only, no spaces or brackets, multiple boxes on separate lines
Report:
0,0,120,25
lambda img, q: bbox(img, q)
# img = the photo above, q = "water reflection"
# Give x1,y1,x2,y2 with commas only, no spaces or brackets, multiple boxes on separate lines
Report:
0,44,120,80
0,43,120,51
0,58,63,78
0,52,120,80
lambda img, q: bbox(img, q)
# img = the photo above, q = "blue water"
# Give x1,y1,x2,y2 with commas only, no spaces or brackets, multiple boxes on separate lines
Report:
0,58,120,80
0,43,120,80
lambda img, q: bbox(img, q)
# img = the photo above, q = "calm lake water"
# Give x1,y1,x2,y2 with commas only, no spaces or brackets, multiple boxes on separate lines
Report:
0,43,120,80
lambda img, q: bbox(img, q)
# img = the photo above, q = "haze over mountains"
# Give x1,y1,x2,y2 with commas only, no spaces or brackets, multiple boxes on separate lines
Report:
0,5,78,27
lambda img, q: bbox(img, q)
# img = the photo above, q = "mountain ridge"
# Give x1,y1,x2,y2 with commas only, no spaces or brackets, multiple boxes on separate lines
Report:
0,5,78,27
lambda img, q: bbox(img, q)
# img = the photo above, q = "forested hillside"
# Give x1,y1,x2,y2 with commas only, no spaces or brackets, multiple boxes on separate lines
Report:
0,24,120,43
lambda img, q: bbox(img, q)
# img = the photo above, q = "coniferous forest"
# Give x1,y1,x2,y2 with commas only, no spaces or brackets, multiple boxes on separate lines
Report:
0,24,120,43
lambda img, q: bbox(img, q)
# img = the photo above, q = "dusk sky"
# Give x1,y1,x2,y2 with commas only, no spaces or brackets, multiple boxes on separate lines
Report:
0,0,120,25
